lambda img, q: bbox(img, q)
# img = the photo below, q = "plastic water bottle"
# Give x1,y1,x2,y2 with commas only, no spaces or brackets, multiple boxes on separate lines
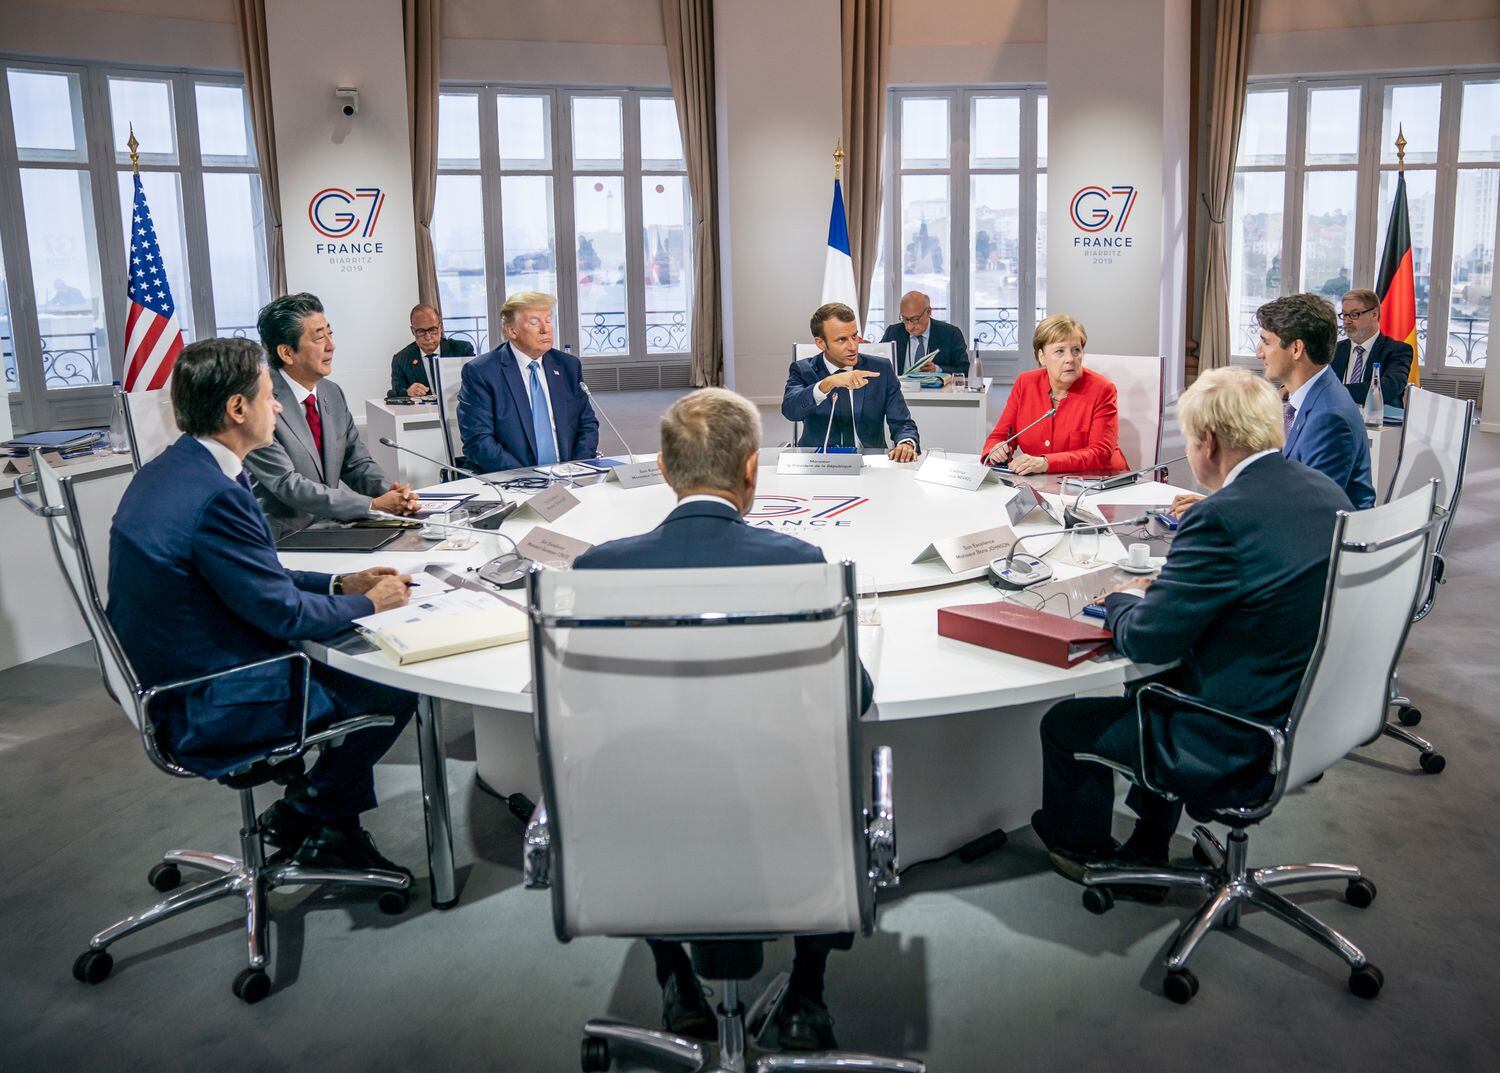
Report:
108,381,130,453
1362,363,1384,428
968,349,984,392
563,343,573,354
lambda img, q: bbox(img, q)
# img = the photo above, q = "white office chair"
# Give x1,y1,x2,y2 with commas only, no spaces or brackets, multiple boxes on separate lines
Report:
787,342,897,445
1077,483,1439,1003
521,562,921,1073
14,450,410,1004
119,386,180,470
1373,386,1474,772
429,350,478,476
1082,353,1163,470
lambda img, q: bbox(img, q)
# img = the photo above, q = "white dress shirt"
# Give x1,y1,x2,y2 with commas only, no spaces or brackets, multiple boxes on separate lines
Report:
195,436,244,480
906,325,932,372
809,356,915,447
280,369,316,408
1343,334,1376,384
1288,364,1330,417
514,346,560,459
677,493,741,512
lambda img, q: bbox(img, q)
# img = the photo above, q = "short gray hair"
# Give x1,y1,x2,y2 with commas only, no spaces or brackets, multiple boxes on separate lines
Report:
1178,367,1285,453
659,389,761,493
501,290,556,325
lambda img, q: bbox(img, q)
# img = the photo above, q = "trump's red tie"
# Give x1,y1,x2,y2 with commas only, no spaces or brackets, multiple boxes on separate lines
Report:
303,393,323,456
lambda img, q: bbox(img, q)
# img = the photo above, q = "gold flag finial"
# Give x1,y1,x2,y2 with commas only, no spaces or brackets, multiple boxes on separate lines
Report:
127,123,140,173
833,138,845,180
1395,125,1407,173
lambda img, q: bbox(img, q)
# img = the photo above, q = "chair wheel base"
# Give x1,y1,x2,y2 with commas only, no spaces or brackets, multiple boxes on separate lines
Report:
73,949,113,985
1419,752,1446,774
1082,886,1114,915
232,967,271,1004
147,862,182,892
377,888,410,915
1350,963,1384,999
1397,705,1421,726
580,1036,610,1072
1345,877,1377,908
1164,968,1199,1004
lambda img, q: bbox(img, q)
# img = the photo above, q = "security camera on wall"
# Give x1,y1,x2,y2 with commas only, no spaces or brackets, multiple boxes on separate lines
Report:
335,86,359,117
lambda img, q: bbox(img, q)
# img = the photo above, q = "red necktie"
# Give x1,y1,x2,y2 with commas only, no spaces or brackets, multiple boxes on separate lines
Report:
303,393,323,456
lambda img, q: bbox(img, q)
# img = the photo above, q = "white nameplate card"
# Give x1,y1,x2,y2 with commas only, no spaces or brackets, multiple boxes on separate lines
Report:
1003,482,1043,525
776,452,863,476
912,524,1018,574
518,483,580,522
516,526,593,569
608,457,665,488
914,455,989,491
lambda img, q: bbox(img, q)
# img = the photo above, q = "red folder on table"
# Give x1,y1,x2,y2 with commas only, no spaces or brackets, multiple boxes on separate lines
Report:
937,600,1114,668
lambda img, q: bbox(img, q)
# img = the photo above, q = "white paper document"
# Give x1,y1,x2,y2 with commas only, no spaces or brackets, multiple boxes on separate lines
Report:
354,586,501,631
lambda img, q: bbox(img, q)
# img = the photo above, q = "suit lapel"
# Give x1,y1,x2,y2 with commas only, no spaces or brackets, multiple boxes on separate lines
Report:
275,372,325,479
318,383,341,480
499,343,537,456
1287,373,1329,452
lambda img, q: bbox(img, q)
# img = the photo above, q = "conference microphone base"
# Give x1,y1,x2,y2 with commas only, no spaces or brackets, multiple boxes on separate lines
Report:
471,501,519,530
987,554,1053,590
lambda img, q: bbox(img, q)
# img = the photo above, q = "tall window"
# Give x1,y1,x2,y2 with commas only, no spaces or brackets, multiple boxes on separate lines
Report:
433,85,691,365
0,58,268,432
1229,71,1498,374
871,88,1046,361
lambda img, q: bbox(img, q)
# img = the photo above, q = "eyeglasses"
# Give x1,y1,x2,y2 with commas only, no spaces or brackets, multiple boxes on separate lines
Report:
1340,307,1376,320
900,309,931,324
411,326,442,337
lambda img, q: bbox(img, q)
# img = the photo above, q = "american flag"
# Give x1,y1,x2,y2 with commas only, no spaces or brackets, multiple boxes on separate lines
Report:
122,173,183,391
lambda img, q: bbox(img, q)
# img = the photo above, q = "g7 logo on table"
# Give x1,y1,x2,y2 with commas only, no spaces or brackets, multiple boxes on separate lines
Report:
746,495,869,530
1070,184,1137,258
309,186,387,260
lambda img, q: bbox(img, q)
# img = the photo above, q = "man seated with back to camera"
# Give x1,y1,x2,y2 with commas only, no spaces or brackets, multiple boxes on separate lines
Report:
782,302,920,461
108,337,419,875
572,388,874,1052
1031,367,1353,884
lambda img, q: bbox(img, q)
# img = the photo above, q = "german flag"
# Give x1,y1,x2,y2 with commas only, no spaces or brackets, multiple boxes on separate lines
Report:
1375,171,1420,389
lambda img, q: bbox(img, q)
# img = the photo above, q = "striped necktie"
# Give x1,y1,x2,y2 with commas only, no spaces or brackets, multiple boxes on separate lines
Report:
1283,401,1297,437
1349,344,1366,384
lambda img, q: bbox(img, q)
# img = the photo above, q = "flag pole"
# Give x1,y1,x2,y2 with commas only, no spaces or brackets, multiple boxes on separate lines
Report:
1395,124,1406,174
128,123,139,174
833,137,844,180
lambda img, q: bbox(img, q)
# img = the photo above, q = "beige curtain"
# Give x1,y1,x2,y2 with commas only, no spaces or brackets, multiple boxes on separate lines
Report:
662,0,724,386
840,0,891,326
234,0,286,296
404,0,442,308
1198,0,1254,373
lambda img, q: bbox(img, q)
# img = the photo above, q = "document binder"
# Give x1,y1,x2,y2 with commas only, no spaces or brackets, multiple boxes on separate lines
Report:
937,599,1113,668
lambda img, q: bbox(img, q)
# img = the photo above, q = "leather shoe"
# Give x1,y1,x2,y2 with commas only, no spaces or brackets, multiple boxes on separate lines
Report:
293,825,413,881
1048,846,1168,904
776,991,838,1052
258,799,314,851
661,975,715,1040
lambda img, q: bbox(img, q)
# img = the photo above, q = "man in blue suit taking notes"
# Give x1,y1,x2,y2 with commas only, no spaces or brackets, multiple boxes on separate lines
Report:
109,337,419,876
457,290,598,473
782,302,920,460
574,388,871,1053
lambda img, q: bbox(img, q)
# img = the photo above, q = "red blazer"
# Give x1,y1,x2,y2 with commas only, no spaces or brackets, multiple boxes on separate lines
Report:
981,366,1128,473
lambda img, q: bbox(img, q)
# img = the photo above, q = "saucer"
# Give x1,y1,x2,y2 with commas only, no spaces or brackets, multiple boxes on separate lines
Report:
1115,558,1162,575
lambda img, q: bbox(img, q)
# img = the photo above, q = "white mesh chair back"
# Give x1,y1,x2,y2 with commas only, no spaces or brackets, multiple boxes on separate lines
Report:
122,387,180,470
530,562,867,940
430,351,476,469
1081,353,1163,470
1281,484,1437,790
1385,386,1471,551
793,341,895,365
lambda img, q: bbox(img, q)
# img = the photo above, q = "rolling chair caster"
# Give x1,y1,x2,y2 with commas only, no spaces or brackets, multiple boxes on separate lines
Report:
1397,704,1421,726
1082,886,1114,915
231,966,271,1004
1345,877,1377,908
72,949,113,985
1163,968,1199,1004
1349,964,1384,999
580,1037,610,1072
1419,751,1446,774
377,888,411,915
148,862,182,892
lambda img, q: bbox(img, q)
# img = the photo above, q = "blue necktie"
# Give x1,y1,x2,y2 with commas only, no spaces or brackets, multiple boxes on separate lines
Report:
236,469,253,493
529,361,559,465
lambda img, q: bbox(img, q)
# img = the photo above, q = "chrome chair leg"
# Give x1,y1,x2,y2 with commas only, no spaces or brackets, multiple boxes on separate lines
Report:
1164,886,1236,972
1083,867,1214,891
745,971,791,1047
244,873,269,971
717,979,748,1073
164,849,240,876
89,872,242,950
266,864,410,891
1191,825,1225,869
1252,863,1361,889
581,1019,706,1069
757,1056,926,1073
1381,722,1433,753
1243,884,1369,969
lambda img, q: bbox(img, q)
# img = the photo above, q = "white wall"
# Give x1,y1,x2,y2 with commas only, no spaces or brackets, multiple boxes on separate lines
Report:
264,0,419,411
0,0,239,69
1250,17,1500,76
714,0,843,403
440,40,670,86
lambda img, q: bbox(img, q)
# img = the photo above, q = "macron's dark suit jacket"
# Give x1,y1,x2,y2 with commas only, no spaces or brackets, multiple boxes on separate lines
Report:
573,499,873,713
457,341,599,473
1285,367,1377,509
781,353,919,451
390,336,475,395
1332,333,1412,410
107,436,375,775
1106,451,1352,729
879,318,968,375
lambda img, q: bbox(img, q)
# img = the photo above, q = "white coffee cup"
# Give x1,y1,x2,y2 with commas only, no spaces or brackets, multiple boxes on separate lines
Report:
1128,542,1151,569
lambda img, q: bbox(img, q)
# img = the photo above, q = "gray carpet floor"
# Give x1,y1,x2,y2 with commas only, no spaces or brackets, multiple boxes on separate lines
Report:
3,392,1498,1072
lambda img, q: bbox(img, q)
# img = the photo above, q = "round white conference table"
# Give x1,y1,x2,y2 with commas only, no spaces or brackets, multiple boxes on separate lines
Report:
284,453,1185,907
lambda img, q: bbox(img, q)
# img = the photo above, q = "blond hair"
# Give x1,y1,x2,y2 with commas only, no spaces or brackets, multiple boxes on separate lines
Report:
1033,313,1088,356
1178,367,1286,453
659,388,761,494
1341,288,1380,311
500,291,557,325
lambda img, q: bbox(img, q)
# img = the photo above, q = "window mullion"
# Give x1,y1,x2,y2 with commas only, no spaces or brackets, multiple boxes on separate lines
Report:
82,61,127,392
1283,81,1307,296
553,89,579,355
1018,87,1038,358
622,91,648,361
1425,72,1462,372
0,61,47,430
949,90,969,340
477,87,503,354
176,73,214,339
1352,75,1379,291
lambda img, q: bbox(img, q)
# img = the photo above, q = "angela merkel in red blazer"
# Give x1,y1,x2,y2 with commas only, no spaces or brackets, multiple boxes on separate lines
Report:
981,313,1128,474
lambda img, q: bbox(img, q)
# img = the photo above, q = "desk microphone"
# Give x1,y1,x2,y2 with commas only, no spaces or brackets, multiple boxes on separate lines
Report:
987,407,1057,462
376,437,518,529
580,383,637,460
366,510,535,587
1065,454,1187,528
988,515,1149,590
820,385,863,454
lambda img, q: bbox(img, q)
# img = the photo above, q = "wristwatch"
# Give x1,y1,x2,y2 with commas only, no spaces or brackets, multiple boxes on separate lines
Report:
332,574,345,595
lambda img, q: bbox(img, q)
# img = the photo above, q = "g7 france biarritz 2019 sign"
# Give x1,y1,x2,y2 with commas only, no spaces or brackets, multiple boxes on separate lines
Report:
1069,184,1137,266
745,495,869,529
308,186,386,273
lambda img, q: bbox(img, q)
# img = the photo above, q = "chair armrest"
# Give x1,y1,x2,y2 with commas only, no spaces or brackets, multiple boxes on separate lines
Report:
142,651,313,760
1132,683,1285,798
12,473,63,517
304,714,396,750
523,797,551,890
865,746,898,890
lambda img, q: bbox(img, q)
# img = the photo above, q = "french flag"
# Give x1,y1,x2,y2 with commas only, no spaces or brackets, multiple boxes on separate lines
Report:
821,178,859,314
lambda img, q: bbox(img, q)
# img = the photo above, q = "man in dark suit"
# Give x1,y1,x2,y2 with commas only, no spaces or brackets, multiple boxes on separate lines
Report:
244,292,421,537
880,289,968,375
1032,367,1352,879
390,302,476,398
574,388,871,1053
109,337,419,874
782,302,920,460
1332,287,1414,410
456,290,598,473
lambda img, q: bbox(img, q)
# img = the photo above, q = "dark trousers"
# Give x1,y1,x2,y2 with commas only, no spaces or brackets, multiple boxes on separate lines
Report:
1035,695,1182,859
291,664,417,822
649,933,852,997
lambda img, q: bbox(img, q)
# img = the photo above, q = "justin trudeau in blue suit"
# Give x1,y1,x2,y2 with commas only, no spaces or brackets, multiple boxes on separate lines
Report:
573,388,872,1054
109,338,420,877
456,291,599,474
